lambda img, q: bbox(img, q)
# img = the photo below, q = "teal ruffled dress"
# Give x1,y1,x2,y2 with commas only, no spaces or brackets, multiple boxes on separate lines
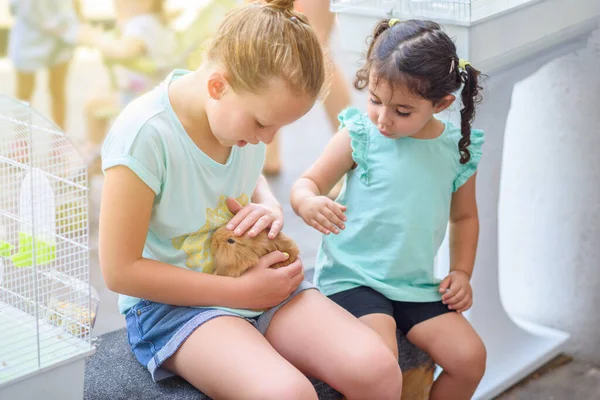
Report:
314,107,484,302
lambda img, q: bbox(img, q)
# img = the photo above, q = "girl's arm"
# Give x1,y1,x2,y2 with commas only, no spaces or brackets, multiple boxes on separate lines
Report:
84,33,146,61
291,128,354,209
99,166,302,309
290,128,354,234
252,174,281,210
295,0,335,46
448,174,479,278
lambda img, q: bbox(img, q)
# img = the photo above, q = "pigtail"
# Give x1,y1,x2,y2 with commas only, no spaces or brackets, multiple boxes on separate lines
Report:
354,20,393,90
458,64,483,164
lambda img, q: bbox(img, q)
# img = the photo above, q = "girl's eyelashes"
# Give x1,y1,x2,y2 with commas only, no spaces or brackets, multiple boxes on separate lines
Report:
370,98,411,117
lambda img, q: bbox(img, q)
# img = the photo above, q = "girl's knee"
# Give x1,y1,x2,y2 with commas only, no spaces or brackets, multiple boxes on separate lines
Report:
469,339,487,382
342,343,403,399
248,373,317,400
448,338,487,383
371,351,403,399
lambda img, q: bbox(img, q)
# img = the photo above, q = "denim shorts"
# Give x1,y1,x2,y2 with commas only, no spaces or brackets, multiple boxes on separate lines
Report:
125,281,316,382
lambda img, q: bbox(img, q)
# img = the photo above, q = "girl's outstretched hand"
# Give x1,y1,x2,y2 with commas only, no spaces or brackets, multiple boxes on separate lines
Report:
439,270,473,313
297,196,347,235
226,197,284,239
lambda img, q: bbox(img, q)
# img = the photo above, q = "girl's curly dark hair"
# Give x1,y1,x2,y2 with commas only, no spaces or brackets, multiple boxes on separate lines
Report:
355,19,483,163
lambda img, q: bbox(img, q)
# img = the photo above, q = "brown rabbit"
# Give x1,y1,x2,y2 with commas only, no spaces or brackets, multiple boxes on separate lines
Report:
210,225,300,278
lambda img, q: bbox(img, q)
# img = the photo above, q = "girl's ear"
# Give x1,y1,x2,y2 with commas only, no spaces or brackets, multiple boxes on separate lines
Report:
207,71,228,100
434,94,456,114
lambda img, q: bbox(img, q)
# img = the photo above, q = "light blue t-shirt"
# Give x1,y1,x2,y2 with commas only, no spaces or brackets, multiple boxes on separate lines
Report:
101,69,266,317
314,107,484,302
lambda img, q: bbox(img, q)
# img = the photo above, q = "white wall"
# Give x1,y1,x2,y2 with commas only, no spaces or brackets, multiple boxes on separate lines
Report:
500,27,600,362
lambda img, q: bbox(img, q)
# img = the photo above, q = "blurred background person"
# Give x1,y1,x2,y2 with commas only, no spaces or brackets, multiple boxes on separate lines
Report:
77,0,177,169
8,0,84,130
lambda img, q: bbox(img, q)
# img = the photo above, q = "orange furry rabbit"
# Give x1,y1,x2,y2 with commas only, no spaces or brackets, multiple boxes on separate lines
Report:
210,225,300,278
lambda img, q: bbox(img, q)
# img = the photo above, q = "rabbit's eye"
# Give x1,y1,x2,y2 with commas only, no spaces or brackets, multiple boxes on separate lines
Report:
227,238,235,244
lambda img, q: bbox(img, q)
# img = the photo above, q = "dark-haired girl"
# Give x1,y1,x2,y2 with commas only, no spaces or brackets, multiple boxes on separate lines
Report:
292,18,487,399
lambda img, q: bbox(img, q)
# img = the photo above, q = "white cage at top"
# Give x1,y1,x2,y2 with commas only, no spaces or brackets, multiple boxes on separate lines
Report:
0,95,97,398
330,0,537,25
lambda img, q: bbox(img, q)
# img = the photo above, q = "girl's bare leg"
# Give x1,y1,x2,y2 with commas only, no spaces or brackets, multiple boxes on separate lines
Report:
162,316,318,400
407,312,487,400
48,61,71,130
84,94,118,145
299,0,351,132
324,63,352,131
263,134,281,175
265,290,403,399
359,313,399,359
15,70,36,104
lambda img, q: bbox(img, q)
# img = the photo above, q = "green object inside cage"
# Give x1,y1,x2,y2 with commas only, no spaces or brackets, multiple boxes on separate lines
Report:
11,232,56,268
0,241,12,258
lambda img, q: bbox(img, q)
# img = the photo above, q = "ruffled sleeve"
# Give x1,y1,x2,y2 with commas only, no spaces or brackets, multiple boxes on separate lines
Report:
338,107,371,184
453,128,484,192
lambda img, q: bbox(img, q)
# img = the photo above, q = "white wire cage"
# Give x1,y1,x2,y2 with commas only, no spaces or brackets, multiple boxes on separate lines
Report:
0,95,97,397
330,0,539,25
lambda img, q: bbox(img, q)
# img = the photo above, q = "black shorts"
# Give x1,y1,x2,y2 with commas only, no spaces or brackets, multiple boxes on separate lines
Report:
328,286,454,335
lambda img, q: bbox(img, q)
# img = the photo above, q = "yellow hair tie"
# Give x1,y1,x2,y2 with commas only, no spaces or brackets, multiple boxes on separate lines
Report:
389,18,401,27
458,59,471,70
